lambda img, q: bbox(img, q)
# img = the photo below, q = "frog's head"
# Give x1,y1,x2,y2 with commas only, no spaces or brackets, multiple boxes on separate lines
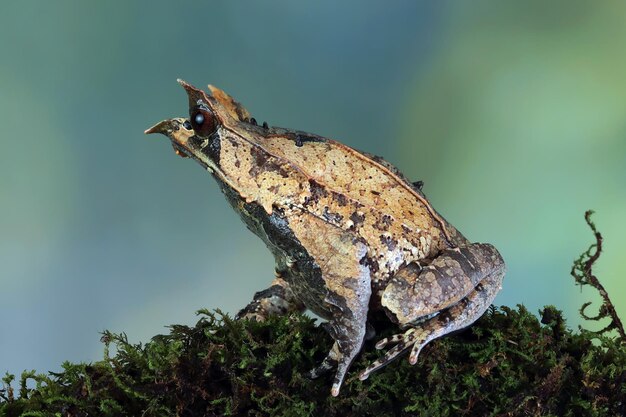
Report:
145,79,251,171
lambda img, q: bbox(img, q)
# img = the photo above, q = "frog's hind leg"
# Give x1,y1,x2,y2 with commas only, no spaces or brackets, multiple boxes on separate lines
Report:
236,274,305,321
360,243,505,380
360,283,494,380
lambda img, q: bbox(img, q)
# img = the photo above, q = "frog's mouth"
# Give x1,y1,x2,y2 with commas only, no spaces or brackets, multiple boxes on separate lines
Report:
145,118,193,159
172,143,189,158
145,118,222,176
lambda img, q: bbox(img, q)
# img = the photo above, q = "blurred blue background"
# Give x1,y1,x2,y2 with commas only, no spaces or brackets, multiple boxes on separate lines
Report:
1,1,624,379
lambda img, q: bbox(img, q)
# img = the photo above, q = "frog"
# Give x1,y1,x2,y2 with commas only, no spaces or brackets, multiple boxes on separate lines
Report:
145,80,505,396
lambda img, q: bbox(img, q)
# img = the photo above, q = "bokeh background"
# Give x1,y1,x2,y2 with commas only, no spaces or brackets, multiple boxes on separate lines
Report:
1,1,625,379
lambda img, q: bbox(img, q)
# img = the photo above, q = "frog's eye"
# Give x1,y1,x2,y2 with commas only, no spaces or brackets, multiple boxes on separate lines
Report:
190,107,217,136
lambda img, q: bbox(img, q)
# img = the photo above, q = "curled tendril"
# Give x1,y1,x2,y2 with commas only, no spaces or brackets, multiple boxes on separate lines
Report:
570,210,625,342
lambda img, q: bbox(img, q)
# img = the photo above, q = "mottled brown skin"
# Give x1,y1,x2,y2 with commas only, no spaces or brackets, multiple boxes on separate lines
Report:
145,80,506,396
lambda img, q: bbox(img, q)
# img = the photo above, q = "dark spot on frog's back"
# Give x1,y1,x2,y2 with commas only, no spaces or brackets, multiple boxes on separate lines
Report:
374,214,394,231
304,179,329,205
379,234,397,251
269,128,326,147
335,193,348,207
250,145,269,167
349,211,365,227
359,255,379,274
294,131,326,147
249,145,289,178
322,206,343,224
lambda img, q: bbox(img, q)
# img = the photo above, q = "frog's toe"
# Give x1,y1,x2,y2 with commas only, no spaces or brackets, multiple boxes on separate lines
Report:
307,341,339,380
408,330,431,365
374,333,404,349
359,342,411,380
307,357,337,380
235,305,269,322
359,329,418,380
359,326,438,380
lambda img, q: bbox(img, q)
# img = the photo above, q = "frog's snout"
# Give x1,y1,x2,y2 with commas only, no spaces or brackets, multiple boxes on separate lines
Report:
145,118,193,159
144,119,179,136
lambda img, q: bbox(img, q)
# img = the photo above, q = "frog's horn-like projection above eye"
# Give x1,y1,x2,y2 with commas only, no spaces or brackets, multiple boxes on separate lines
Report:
207,84,252,122
177,79,208,110
176,79,252,123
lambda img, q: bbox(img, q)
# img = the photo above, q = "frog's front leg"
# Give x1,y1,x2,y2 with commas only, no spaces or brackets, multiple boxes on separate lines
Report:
311,277,371,397
360,243,505,380
282,211,372,396
236,274,305,321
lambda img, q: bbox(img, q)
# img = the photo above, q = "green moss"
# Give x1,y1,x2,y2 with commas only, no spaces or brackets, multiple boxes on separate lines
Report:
1,212,624,416
1,306,624,416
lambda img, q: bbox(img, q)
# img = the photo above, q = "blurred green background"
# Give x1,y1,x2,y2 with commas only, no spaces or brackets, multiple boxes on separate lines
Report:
1,1,624,379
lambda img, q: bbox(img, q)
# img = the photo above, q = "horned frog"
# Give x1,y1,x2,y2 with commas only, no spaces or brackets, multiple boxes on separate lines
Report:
145,80,505,396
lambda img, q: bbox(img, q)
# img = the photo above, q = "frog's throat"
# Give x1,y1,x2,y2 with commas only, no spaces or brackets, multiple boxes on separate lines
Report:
177,142,239,191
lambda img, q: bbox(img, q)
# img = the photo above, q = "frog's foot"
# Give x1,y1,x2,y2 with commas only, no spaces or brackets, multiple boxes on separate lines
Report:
308,322,377,381
359,327,434,380
360,291,482,381
361,243,506,380
308,341,339,379
328,320,368,397
236,275,305,321
307,316,368,396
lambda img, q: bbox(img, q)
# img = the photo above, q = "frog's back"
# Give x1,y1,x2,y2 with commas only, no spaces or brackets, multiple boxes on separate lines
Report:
235,125,454,278
206,84,455,278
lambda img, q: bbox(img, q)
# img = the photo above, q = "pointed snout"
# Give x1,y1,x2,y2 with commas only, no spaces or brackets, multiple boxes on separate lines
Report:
144,118,181,136
144,117,194,159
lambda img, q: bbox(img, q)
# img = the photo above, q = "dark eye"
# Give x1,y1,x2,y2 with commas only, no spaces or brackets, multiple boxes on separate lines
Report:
190,107,217,136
